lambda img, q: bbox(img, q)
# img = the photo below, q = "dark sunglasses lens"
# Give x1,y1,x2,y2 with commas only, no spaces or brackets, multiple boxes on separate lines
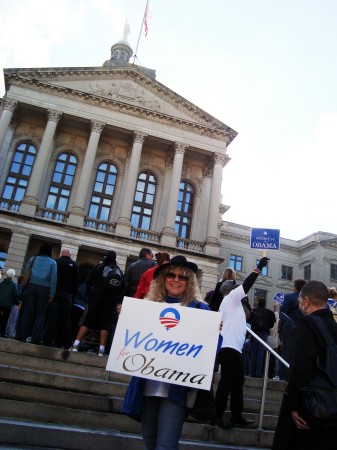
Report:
166,272,187,281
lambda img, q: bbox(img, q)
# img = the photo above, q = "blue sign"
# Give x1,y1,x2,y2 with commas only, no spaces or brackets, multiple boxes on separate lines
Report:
250,228,280,250
273,291,284,305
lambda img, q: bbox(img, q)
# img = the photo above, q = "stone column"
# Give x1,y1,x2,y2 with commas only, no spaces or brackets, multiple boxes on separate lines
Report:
0,98,18,151
194,168,212,241
160,142,187,247
20,109,62,217
3,231,31,278
0,117,18,184
67,120,105,227
115,131,147,237
204,152,229,256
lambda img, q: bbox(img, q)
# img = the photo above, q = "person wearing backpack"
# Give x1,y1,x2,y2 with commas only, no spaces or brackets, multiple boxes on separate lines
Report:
69,250,124,356
249,298,276,378
272,280,337,450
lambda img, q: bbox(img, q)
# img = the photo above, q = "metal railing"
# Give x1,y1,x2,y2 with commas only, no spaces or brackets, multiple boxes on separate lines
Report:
245,326,289,430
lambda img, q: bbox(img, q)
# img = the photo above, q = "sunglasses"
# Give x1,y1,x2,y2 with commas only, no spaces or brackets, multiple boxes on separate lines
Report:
166,272,188,281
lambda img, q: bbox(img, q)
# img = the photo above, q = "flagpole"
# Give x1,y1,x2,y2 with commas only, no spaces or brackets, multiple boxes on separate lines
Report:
133,0,149,64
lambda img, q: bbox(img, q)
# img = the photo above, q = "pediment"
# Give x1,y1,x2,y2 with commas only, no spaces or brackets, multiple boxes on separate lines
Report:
4,66,237,143
53,77,197,123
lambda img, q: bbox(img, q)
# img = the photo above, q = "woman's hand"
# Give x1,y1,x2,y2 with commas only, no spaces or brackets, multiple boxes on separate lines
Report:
291,411,309,429
117,303,122,315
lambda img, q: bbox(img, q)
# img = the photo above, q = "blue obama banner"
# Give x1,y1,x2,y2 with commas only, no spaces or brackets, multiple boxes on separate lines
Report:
250,228,280,251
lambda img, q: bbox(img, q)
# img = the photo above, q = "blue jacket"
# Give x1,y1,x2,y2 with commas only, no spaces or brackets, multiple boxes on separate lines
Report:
121,299,219,421
24,255,57,298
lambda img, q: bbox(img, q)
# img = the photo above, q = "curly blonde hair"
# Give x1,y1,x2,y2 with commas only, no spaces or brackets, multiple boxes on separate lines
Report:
145,265,203,306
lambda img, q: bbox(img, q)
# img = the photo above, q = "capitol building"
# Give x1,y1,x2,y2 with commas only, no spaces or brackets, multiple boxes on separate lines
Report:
1,31,336,306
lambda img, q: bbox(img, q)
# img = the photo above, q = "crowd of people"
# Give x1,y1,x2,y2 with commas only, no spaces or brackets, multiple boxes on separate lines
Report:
1,245,337,449
0,245,167,357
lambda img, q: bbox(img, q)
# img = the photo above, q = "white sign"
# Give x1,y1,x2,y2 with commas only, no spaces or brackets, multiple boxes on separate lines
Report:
106,297,222,390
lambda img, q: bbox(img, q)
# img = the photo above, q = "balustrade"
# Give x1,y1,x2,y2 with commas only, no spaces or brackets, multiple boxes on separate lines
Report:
0,198,20,212
84,217,116,233
36,207,69,223
176,237,204,253
130,227,161,243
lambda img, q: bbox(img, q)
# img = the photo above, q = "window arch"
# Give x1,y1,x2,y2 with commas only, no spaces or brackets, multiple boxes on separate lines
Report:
45,152,77,211
175,180,195,239
131,171,157,230
88,162,118,221
1,141,36,203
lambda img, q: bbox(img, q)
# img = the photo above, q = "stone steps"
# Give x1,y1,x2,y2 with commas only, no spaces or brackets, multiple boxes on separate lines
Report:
0,337,282,449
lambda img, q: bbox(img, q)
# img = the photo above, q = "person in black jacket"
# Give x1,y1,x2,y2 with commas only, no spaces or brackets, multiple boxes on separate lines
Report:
69,250,123,356
209,267,236,312
123,248,156,297
249,298,276,377
279,278,306,380
44,248,79,348
272,280,337,450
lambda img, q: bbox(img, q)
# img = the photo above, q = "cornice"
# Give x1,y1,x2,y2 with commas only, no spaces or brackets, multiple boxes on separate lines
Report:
6,72,237,143
220,230,250,244
320,239,337,249
280,244,300,254
299,241,319,253
220,230,302,255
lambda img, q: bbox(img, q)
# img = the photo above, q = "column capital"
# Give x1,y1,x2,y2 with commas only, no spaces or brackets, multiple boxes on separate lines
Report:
90,120,105,134
9,116,18,130
174,142,188,155
133,131,147,144
47,109,62,124
3,97,18,113
214,152,230,167
202,167,212,178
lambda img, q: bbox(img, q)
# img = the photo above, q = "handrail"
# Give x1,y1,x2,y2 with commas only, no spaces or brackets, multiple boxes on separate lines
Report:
245,326,289,430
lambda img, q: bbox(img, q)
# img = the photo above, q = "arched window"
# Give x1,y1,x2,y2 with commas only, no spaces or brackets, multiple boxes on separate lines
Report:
45,153,77,211
175,180,195,239
131,171,157,230
88,162,117,221
2,141,36,202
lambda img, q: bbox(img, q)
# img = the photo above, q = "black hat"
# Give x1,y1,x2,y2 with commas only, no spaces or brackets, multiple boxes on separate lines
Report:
154,255,198,278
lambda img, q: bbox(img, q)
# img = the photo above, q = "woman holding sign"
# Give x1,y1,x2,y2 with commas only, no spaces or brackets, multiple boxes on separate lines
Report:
122,255,216,450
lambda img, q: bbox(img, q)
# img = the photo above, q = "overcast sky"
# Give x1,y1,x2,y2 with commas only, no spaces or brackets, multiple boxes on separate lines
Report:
1,0,336,241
